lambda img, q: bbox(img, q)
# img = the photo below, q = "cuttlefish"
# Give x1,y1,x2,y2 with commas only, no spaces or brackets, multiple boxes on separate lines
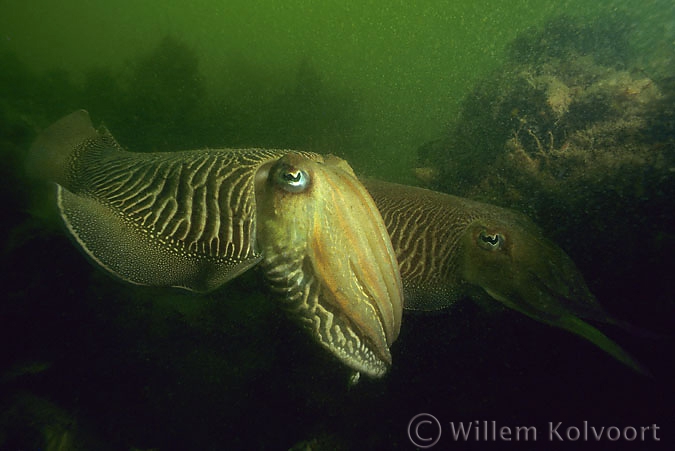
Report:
27,110,402,378
29,111,645,378
364,180,648,375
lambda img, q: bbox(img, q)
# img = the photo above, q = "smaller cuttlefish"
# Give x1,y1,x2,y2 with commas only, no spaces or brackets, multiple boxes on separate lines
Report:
364,180,650,375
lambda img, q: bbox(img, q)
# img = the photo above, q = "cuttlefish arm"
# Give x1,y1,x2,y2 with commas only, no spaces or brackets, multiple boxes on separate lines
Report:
364,179,649,375
256,154,403,377
28,111,403,378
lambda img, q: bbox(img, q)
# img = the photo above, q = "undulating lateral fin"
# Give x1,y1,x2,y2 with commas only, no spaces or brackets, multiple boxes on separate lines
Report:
58,185,263,292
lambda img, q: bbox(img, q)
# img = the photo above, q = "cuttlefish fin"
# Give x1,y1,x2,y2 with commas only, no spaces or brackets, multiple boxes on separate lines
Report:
27,110,286,292
56,186,261,292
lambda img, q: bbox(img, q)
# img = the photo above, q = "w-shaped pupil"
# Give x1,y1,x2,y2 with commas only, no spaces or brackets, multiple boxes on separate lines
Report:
284,171,301,182
481,233,500,246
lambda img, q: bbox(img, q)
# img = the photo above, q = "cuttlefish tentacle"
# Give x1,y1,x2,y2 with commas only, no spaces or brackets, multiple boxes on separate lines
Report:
364,179,649,375
28,110,403,377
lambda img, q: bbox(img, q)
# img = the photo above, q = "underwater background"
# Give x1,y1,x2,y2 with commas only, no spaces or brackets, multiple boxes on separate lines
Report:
1,0,674,449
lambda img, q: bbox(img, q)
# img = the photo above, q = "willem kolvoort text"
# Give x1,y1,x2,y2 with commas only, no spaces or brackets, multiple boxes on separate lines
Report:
448,420,660,442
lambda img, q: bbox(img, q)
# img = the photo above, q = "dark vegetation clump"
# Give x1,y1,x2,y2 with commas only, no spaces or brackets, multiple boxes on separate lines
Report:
416,14,674,331
80,36,361,154
94,36,208,152
1,35,362,157
420,14,672,206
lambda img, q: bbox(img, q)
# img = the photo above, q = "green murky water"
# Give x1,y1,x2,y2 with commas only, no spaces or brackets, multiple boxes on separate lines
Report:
3,0,669,179
1,1,673,449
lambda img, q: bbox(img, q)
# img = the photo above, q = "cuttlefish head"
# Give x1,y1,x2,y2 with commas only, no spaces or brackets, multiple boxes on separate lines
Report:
459,215,601,324
254,153,403,378
459,215,650,374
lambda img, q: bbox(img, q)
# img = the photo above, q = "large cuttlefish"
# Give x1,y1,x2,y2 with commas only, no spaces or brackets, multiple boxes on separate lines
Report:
29,111,646,378
27,110,403,378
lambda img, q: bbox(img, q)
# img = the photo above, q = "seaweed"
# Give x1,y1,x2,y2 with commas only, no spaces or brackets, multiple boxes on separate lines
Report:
415,13,674,333
419,14,672,217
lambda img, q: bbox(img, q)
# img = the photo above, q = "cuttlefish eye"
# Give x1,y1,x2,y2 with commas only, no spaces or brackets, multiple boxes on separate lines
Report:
477,230,504,250
272,163,311,193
